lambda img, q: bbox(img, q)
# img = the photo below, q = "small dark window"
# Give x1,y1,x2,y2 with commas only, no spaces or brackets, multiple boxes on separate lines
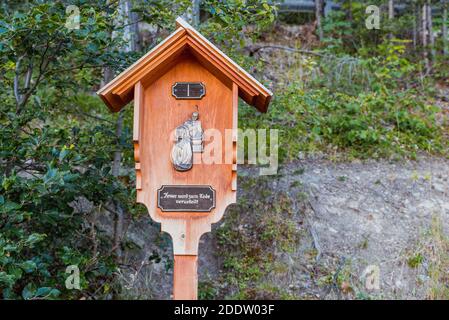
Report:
172,82,205,99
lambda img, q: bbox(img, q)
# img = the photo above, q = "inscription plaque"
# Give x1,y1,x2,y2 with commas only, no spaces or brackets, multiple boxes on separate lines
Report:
172,82,205,99
158,185,215,212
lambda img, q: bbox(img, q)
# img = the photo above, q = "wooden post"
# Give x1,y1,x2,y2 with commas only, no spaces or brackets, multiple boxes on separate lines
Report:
173,255,198,300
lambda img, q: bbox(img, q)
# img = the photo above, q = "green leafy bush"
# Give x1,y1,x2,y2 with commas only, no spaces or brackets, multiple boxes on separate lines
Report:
0,99,136,298
0,1,134,299
240,85,448,162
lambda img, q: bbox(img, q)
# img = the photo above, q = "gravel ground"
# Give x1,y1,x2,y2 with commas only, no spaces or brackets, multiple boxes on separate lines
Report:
280,156,449,299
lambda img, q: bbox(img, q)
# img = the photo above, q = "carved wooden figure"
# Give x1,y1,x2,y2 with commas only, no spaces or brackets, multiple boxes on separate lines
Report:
98,17,272,300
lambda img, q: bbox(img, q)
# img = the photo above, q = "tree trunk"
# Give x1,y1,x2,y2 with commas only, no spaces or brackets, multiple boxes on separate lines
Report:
388,0,394,38
347,0,353,23
183,0,201,26
110,1,135,264
417,2,422,46
413,3,418,49
388,0,394,19
112,111,124,178
427,0,435,62
102,0,140,86
127,0,142,51
119,0,133,52
422,3,430,73
324,0,334,17
112,111,124,260
130,5,141,52
102,68,114,86
422,4,427,47
443,0,448,55
315,0,324,41
192,0,200,27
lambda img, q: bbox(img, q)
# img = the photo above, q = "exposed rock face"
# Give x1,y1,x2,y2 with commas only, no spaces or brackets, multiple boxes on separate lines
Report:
120,157,449,299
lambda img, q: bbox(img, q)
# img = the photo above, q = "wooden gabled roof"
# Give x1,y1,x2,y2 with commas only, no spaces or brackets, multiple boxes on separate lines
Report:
97,17,272,113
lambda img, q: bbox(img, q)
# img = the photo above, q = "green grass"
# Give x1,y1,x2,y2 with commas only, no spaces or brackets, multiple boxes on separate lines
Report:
406,215,449,299
425,215,449,299
407,253,424,268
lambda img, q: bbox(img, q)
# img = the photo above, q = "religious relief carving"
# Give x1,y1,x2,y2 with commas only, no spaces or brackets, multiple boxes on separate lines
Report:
171,111,203,171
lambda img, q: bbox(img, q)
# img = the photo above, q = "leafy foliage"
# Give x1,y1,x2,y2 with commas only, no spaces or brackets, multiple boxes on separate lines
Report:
240,84,447,162
0,0,135,299
0,0,448,300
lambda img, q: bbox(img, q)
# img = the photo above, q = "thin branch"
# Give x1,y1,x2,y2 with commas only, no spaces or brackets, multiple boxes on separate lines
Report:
17,39,52,113
103,205,121,216
24,62,33,90
43,63,105,76
63,107,115,124
247,45,326,57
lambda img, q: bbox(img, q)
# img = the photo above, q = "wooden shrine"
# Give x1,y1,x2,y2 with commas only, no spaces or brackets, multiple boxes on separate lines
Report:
98,17,272,300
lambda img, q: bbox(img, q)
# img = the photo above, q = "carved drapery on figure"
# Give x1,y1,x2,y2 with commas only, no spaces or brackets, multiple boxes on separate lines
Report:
171,111,203,171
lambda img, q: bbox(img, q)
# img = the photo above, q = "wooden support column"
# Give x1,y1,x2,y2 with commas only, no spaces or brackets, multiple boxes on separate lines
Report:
173,255,198,300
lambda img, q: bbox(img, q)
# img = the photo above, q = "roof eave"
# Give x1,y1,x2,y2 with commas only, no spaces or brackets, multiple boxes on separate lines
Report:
97,17,272,113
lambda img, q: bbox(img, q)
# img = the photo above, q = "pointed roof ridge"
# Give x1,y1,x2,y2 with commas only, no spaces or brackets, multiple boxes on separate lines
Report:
175,17,272,97
97,17,272,112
